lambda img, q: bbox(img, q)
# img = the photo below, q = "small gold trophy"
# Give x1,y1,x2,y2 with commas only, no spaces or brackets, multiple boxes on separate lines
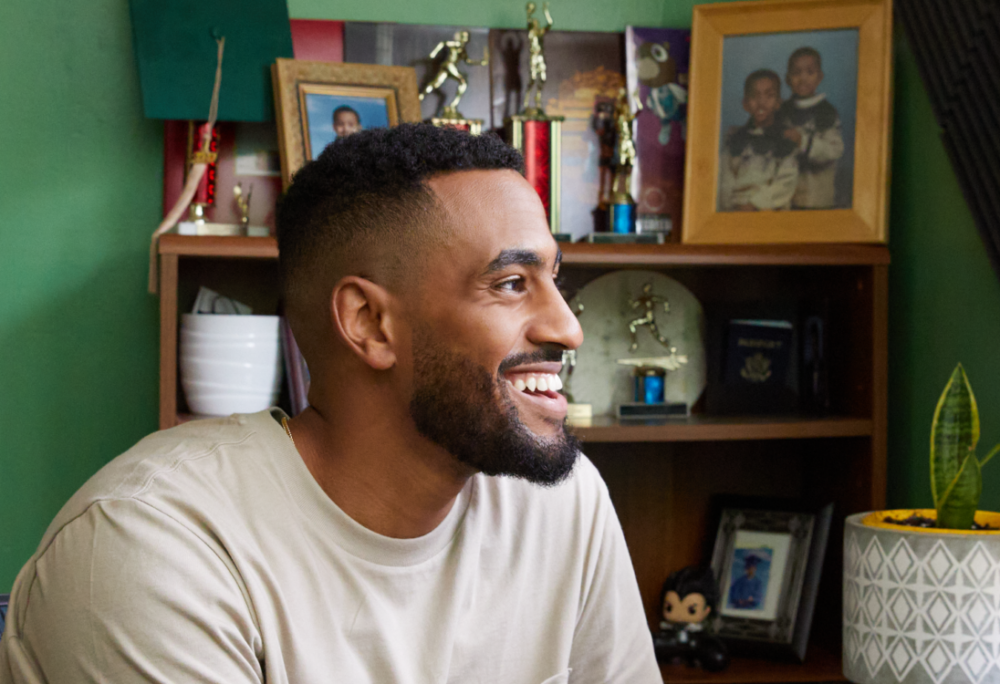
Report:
505,2,568,238
420,30,488,135
610,88,641,234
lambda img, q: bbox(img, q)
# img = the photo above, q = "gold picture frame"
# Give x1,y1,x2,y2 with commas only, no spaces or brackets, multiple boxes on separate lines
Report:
682,0,892,244
271,59,422,189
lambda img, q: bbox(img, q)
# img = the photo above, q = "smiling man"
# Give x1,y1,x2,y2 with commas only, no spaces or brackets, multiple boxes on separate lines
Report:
0,124,660,683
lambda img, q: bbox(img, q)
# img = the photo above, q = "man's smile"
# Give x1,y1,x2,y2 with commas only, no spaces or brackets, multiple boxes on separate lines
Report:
502,361,569,426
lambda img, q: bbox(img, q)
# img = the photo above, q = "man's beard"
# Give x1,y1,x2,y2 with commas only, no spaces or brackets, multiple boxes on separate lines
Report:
408,328,580,486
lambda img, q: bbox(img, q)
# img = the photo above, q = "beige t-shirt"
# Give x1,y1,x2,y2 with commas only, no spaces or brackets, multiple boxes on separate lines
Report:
0,410,659,683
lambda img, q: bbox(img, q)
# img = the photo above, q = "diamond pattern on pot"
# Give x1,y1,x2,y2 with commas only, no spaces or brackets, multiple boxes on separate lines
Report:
925,641,953,683
926,593,955,633
964,594,992,635
888,589,916,631
844,526,1000,684
964,545,995,587
890,539,917,582
958,642,992,684
927,542,957,585
887,636,918,680
866,536,887,578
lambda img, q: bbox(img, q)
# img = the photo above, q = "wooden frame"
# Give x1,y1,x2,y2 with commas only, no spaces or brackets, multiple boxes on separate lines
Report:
271,59,421,188
682,0,893,244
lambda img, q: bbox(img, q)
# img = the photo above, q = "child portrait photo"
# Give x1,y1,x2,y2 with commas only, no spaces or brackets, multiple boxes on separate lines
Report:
304,92,392,160
719,529,790,621
716,28,859,213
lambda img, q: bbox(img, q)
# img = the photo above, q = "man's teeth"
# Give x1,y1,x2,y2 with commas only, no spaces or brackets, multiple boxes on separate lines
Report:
510,374,563,393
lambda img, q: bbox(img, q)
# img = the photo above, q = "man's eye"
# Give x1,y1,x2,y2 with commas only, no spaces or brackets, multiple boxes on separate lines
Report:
496,276,526,292
688,605,698,615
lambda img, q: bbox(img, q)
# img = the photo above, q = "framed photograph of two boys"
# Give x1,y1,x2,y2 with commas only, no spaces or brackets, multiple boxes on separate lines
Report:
682,0,892,244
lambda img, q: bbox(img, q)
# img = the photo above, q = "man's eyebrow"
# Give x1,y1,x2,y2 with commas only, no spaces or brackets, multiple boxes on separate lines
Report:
484,248,544,274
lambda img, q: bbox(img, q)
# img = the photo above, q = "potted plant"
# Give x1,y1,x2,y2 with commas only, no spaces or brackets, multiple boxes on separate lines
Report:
843,364,1000,684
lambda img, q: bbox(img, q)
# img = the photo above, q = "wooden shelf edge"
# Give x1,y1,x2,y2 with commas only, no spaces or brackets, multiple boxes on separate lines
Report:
560,242,890,266
660,642,844,683
157,234,889,266
573,416,873,443
158,234,278,259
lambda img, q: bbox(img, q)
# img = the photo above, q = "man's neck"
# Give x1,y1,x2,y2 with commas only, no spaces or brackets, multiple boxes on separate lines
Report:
287,402,473,539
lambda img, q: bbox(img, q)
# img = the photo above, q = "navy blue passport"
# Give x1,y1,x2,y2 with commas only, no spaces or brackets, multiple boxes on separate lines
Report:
724,319,793,386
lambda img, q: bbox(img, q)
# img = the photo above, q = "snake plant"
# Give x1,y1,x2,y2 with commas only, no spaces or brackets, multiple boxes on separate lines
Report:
930,364,1000,529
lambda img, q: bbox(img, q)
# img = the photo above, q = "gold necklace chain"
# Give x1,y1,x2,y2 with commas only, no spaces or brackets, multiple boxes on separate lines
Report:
281,416,296,448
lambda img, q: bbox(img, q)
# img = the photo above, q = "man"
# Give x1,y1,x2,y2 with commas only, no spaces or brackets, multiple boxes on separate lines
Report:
0,124,660,682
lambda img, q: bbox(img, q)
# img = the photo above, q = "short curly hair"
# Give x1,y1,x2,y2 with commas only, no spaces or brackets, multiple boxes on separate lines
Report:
276,122,524,366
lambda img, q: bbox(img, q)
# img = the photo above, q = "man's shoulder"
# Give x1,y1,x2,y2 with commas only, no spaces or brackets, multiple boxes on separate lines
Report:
39,411,281,550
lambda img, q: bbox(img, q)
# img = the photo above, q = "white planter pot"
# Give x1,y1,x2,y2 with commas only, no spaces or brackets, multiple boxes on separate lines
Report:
843,510,1000,684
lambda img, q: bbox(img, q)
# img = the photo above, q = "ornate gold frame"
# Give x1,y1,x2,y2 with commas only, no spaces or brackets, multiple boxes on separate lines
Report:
682,0,893,244
271,59,421,189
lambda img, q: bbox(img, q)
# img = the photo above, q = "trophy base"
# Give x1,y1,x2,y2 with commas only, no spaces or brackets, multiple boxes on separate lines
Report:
610,201,636,234
617,402,689,420
566,403,593,427
176,222,270,237
429,117,483,135
552,233,575,242
586,232,665,244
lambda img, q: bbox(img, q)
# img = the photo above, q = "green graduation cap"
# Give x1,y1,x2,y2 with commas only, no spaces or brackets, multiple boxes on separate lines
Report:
129,0,294,121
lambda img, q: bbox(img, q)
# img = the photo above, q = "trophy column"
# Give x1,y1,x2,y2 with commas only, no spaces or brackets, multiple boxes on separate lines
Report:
506,115,566,239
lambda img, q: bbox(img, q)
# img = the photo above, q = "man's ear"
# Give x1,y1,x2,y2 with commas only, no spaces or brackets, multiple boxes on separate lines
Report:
330,276,398,370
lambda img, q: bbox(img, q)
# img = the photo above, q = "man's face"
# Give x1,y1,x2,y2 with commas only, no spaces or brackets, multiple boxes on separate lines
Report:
746,565,757,578
333,111,361,138
404,170,584,484
743,77,781,127
786,55,822,99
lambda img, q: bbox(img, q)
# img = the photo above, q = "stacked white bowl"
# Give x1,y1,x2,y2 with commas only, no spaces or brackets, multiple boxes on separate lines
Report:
180,314,283,416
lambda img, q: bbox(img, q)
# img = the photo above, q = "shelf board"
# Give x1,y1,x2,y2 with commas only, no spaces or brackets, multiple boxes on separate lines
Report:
660,642,844,683
158,234,889,266
573,415,873,443
560,242,889,267
159,234,278,258
176,412,871,442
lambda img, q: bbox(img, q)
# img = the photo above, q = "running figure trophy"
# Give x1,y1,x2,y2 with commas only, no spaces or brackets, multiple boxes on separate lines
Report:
504,1,568,238
420,30,488,135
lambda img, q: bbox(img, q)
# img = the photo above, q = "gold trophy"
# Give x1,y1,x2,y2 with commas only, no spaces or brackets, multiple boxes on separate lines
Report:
420,31,488,135
610,88,640,234
505,2,567,238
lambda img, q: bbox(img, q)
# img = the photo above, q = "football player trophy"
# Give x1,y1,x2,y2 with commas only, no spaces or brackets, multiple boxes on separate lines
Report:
504,2,569,239
419,30,488,135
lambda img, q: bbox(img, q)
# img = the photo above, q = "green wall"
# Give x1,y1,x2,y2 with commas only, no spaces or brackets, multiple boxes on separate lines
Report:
0,0,163,589
2,0,999,591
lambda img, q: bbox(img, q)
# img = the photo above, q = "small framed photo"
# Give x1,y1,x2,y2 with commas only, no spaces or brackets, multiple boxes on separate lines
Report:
682,0,892,244
709,498,833,661
271,59,422,188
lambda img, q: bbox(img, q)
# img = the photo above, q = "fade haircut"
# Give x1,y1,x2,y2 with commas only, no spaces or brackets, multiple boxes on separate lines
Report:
743,69,781,98
788,46,822,71
276,123,524,367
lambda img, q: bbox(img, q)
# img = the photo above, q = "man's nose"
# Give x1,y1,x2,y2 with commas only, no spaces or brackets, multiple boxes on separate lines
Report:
529,282,584,351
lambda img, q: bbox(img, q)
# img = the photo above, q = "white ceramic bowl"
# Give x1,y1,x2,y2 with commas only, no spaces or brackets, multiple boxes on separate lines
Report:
182,377,282,395
180,358,282,390
181,313,281,335
185,391,277,416
179,314,283,416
